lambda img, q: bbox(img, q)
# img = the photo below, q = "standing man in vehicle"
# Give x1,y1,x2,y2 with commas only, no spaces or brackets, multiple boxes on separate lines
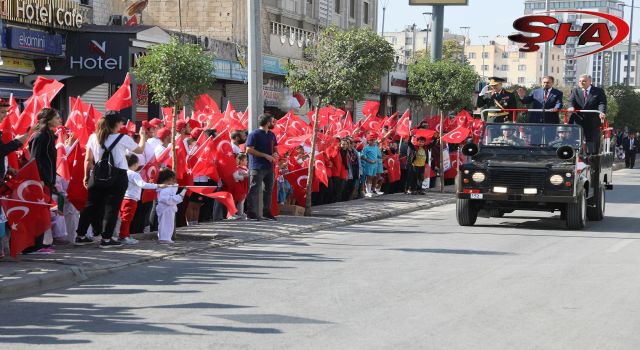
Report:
568,74,607,153
516,76,563,124
477,77,517,123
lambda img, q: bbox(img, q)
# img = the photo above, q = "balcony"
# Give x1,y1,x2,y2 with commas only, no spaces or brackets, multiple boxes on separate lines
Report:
270,21,318,60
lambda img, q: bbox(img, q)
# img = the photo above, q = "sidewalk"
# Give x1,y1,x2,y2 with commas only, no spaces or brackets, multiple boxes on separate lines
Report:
0,191,455,300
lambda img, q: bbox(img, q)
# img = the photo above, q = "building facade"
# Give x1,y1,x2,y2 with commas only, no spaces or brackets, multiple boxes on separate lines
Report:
383,26,465,64
524,0,625,86
465,36,565,88
575,42,640,88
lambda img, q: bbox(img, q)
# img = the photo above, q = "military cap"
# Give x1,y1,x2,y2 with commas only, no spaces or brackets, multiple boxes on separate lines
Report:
488,77,507,86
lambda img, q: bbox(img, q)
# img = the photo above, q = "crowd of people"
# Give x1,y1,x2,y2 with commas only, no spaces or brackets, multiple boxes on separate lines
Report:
0,89,462,258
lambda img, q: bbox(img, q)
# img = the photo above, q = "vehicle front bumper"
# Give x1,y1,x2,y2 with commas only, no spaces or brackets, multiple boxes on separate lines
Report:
457,192,577,203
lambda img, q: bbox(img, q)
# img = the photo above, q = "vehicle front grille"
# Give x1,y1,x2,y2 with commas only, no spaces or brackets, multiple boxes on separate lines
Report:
489,169,547,191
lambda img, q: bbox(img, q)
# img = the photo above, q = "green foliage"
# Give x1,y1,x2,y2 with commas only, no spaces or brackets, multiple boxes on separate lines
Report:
606,84,640,129
134,37,215,108
408,57,479,112
286,26,395,106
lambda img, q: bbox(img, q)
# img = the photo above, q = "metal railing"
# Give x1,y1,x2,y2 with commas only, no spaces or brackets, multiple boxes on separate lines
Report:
480,108,604,124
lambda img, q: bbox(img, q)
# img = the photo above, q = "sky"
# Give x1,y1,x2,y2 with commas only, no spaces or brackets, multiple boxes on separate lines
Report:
377,0,640,45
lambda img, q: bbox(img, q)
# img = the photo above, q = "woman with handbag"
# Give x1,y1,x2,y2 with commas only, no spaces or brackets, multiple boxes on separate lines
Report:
75,112,145,249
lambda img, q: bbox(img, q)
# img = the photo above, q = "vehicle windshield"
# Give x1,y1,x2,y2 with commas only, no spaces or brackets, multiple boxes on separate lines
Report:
480,123,582,148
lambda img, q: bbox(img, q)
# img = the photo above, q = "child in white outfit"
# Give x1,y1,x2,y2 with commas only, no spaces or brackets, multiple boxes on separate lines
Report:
156,169,187,243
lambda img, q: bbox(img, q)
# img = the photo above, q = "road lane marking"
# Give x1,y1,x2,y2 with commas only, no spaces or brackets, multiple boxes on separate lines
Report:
606,240,634,253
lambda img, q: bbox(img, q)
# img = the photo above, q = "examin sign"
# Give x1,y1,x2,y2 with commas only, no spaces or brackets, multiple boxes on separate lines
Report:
508,10,630,59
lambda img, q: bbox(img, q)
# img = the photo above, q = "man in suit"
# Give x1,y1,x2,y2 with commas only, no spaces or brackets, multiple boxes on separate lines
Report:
477,77,518,123
517,76,563,124
622,132,637,169
568,74,607,153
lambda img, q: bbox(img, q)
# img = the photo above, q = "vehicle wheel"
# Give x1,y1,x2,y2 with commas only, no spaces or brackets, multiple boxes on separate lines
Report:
560,209,566,220
566,191,587,230
488,208,504,218
587,185,605,221
457,198,478,226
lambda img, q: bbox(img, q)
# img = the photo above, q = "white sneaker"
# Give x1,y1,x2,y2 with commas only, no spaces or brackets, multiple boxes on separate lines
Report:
121,237,139,245
365,192,374,198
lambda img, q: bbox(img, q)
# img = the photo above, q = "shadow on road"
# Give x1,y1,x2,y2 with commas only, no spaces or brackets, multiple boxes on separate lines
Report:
389,248,515,255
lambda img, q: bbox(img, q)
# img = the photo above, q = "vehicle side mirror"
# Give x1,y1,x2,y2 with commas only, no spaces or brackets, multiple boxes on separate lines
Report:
557,145,575,160
461,142,479,157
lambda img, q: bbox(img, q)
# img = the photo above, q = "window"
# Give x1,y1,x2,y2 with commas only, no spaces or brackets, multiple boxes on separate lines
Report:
423,37,427,44
350,0,355,18
482,52,489,59
518,64,526,71
518,77,526,84
502,52,509,58
468,52,476,59
363,2,369,24
335,0,340,13
519,52,526,59
406,37,413,45
481,65,489,71
500,64,508,71
552,54,555,60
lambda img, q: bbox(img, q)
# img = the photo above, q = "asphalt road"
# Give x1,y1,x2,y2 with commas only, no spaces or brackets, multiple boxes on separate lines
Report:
1,168,639,350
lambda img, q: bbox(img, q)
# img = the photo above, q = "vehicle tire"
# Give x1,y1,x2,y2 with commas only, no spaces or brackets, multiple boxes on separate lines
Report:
457,198,478,226
566,191,587,230
587,185,605,221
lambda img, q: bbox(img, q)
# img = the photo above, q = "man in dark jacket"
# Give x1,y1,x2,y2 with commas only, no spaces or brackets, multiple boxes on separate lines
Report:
517,76,563,124
622,132,637,169
568,74,607,153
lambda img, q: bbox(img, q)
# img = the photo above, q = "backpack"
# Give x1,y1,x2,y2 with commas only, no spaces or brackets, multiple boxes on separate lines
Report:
92,134,125,188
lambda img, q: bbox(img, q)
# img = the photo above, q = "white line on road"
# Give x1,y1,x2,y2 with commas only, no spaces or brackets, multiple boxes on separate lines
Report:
606,239,635,253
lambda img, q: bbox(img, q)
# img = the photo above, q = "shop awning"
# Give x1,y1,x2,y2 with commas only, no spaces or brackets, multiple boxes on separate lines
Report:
0,82,33,99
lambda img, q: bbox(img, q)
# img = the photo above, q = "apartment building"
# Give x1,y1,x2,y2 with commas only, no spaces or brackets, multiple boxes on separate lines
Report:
575,42,640,88
383,26,465,64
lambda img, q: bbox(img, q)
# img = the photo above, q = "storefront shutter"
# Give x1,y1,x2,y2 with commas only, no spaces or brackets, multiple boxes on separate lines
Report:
81,83,109,115
224,83,248,112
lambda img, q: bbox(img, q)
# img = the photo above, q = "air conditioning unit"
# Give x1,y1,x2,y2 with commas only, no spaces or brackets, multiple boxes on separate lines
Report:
108,15,123,26
199,36,210,51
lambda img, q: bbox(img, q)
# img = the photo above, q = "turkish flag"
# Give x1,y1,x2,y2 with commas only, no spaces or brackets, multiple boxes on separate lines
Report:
187,188,237,218
361,115,383,132
66,97,91,145
195,94,221,114
125,14,138,26
312,154,329,187
105,73,133,111
5,160,48,203
32,76,64,108
126,120,136,135
442,126,471,144
14,97,40,135
140,154,160,203
56,135,75,181
86,104,102,132
455,109,473,127
383,112,399,129
169,136,189,180
362,101,380,118
471,119,485,144
284,168,308,207
190,136,221,182
384,154,401,183
278,133,313,153
414,129,436,143
395,109,411,139
342,112,355,133
0,97,19,169
6,94,20,126
0,198,52,258
66,146,88,211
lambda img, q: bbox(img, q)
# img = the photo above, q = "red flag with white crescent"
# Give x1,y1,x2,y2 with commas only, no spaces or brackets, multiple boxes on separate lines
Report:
395,109,411,139
284,168,309,207
0,198,52,258
441,126,471,144
105,73,133,111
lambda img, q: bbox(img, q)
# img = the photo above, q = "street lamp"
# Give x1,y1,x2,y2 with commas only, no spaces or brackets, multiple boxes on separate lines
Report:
460,26,470,64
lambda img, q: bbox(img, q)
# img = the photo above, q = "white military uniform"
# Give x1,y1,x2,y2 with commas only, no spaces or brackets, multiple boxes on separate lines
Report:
156,187,185,242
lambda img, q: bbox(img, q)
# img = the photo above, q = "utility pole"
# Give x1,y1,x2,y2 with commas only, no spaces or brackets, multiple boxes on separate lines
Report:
430,5,444,61
422,12,432,57
626,0,635,86
412,23,417,60
460,26,470,64
543,0,550,76
247,0,263,131
480,35,488,82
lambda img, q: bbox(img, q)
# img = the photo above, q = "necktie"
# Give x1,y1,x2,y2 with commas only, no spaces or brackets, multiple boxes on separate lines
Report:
544,89,549,102
583,89,588,101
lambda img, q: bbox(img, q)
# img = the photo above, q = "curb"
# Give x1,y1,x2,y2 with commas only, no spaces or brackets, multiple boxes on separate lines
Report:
0,197,455,300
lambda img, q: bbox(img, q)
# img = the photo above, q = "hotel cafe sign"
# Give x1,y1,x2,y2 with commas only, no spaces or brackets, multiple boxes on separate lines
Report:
0,0,85,30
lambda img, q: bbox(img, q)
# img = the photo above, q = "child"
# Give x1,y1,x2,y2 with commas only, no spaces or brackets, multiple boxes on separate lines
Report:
119,154,165,245
361,133,382,198
228,153,249,220
407,135,428,195
156,169,187,244
277,157,293,205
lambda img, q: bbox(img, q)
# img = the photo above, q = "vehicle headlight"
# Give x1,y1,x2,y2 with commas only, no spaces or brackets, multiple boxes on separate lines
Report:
472,172,486,183
549,174,564,185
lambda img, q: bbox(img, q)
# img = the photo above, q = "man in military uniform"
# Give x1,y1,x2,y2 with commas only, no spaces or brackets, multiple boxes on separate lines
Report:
548,125,575,148
477,77,518,123
491,124,525,146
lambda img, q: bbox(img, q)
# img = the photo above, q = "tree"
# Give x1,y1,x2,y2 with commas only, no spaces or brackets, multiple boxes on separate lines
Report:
134,36,215,169
286,26,394,214
606,84,640,130
408,57,479,191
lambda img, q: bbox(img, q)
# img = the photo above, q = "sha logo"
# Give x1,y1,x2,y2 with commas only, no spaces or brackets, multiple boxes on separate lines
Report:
508,10,630,58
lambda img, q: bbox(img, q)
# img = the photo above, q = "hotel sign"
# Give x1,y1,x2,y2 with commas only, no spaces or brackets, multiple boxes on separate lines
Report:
0,0,84,30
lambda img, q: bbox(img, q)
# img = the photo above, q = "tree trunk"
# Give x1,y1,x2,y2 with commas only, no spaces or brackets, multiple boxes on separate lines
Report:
304,101,322,216
439,110,445,193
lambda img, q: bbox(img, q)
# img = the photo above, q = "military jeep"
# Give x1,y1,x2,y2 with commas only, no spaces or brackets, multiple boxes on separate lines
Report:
456,122,613,230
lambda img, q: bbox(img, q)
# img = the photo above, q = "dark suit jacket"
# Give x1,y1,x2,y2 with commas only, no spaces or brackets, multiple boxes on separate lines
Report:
568,86,607,131
520,88,563,123
623,137,637,153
